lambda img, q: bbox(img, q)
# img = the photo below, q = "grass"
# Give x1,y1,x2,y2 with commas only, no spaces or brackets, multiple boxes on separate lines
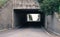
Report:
0,0,8,8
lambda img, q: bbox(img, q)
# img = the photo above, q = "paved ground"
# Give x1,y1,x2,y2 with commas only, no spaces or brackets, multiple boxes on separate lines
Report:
0,28,59,37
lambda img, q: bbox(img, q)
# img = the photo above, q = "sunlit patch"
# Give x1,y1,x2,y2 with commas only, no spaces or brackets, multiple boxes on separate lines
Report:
27,14,40,22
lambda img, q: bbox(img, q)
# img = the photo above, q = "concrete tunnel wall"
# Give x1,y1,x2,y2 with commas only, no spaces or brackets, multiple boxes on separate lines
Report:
45,13,60,35
0,0,13,30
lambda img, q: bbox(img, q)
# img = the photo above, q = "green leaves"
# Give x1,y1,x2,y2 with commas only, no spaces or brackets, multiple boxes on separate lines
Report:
59,6,60,14
38,0,60,15
38,0,43,3
29,15,32,20
0,0,8,8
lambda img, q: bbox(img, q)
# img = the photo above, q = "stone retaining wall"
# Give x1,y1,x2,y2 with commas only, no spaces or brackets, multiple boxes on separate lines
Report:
0,0,13,30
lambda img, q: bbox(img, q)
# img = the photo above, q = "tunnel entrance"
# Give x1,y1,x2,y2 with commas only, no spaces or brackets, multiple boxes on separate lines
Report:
14,9,45,28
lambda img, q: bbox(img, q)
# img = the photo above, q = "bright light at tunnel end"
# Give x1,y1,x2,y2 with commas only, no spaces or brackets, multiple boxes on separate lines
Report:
27,14,40,22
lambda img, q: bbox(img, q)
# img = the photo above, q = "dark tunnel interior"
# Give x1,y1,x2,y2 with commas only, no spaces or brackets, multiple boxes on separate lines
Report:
14,9,45,28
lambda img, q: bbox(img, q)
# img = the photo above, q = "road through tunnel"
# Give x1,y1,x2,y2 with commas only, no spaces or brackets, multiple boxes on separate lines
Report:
14,9,45,28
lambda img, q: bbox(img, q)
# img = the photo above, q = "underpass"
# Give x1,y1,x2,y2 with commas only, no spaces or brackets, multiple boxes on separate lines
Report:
0,0,60,37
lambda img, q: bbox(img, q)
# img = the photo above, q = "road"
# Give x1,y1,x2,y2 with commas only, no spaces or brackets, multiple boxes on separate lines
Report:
0,28,59,37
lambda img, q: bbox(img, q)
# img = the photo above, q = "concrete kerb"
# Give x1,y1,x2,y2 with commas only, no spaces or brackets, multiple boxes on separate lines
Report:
44,28,60,37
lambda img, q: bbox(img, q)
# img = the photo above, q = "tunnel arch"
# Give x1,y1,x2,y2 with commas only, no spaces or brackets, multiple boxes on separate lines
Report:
14,9,45,28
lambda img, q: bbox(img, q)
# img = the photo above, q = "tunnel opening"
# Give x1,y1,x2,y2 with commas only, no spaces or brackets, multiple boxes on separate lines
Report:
14,9,45,28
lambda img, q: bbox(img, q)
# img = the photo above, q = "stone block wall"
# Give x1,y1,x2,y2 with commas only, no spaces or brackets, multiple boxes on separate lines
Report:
0,0,13,30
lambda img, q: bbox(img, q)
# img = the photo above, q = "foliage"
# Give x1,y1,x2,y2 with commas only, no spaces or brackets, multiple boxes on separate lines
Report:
29,15,32,20
38,0,43,3
0,0,8,8
59,6,60,14
38,0,60,15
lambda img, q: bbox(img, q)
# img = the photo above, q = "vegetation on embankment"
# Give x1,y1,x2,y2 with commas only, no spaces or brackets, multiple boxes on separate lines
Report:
38,0,60,15
0,0,8,8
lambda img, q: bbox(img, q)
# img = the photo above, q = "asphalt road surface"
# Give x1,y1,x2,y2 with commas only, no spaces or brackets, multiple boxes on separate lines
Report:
0,28,59,37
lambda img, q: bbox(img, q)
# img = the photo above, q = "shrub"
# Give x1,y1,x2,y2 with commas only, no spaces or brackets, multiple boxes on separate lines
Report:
0,0,8,8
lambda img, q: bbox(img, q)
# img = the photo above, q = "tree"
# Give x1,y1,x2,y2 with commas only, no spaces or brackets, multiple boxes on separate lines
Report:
29,14,32,20
38,0,43,3
0,0,8,8
38,0,60,15
59,6,60,14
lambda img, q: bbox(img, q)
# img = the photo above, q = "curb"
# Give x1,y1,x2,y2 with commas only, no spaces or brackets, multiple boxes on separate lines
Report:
45,28,60,37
